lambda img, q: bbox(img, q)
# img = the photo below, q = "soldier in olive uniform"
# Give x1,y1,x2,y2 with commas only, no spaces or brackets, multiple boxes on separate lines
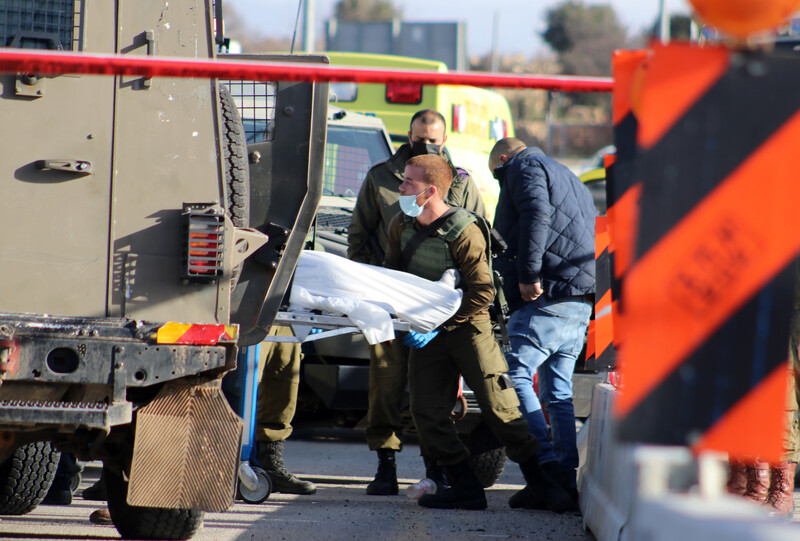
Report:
254,327,316,495
383,154,572,512
348,109,486,495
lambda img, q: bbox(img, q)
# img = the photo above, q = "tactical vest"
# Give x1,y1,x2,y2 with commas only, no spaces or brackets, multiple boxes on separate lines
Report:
399,208,511,348
399,209,478,282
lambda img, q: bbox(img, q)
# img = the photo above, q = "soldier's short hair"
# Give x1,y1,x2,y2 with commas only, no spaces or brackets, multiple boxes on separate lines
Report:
406,154,452,195
410,109,447,132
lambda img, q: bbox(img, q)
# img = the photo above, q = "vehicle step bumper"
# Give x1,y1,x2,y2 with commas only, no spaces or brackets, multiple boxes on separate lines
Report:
0,400,132,429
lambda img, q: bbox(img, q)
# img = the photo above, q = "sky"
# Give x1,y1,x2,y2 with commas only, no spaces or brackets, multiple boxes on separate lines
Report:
225,0,694,57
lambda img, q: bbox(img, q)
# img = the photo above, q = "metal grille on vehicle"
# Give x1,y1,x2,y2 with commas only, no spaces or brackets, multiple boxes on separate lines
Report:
316,207,353,233
323,141,371,197
0,0,81,50
220,80,278,143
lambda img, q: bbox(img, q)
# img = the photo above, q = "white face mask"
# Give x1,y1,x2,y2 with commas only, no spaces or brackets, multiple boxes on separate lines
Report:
398,186,431,217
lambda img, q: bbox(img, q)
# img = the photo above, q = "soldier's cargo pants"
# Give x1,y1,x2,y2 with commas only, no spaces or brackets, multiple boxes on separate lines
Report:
256,326,302,443
366,339,410,451
409,318,540,466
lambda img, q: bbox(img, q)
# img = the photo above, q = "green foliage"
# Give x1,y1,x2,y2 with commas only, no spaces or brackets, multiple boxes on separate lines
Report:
334,0,402,22
542,1,627,76
648,14,694,41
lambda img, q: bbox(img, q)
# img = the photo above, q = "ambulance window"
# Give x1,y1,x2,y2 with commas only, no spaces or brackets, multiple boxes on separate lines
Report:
330,82,357,103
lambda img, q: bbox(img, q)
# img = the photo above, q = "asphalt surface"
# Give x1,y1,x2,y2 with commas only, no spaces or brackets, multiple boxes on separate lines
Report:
2,428,798,540
0,428,592,541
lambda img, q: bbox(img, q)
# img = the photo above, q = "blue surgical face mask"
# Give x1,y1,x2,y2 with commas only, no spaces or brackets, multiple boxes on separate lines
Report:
399,186,431,217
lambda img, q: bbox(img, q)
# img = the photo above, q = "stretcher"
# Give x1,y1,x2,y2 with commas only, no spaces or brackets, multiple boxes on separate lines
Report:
222,346,272,503
264,311,411,343
261,250,462,345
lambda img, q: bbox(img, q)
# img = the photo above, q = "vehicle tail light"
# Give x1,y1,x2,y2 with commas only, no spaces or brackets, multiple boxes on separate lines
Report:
385,83,422,104
183,204,225,281
452,104,466,133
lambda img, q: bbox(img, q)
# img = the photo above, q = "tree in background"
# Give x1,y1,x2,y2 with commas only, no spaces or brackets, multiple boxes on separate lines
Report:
648,14,694,41
334,0,401,21
542,1,627,77
223,3,292,52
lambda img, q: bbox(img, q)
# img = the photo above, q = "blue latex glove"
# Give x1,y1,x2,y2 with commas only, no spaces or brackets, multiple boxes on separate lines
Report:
403,329,439,349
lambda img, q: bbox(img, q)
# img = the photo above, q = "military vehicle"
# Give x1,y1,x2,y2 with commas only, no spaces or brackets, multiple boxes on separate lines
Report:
0,2,326,539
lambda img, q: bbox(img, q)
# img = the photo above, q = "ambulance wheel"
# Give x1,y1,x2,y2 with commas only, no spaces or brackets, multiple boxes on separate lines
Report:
237,466,272,503
0,441,60,515
105,466,204,540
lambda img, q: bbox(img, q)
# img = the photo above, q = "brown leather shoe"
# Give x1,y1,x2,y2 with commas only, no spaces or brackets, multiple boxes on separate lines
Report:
742,462,770,503
89,508,112,525
726,460,748,496
765,462,796,517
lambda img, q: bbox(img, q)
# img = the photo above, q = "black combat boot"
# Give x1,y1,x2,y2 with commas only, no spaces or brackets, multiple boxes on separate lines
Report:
43,453,75,505
367,449,399,495
510,457,573,513
418,459,487,510
423,455,450,492
257,440,316,495
82,471,107,501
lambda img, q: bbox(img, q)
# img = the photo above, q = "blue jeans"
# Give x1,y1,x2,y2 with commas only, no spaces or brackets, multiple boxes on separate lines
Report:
505,296,592,481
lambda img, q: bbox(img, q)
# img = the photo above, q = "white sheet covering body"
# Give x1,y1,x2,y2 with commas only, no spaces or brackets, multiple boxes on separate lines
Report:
289,251,462,344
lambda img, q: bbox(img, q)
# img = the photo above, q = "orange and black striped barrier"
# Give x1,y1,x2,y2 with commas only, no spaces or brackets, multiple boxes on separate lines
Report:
587,215,615,371
614,42,799,462
585,51,649,372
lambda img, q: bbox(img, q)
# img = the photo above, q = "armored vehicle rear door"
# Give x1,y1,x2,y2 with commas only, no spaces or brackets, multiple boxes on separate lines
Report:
220,54,328,344
109,0,224,323
0,1,116,317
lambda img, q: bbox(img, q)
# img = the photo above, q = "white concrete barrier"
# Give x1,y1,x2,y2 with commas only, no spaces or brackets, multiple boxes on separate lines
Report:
579,383,799,541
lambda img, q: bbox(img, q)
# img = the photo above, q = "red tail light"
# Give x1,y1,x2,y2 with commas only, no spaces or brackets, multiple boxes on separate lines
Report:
386,83,422,104
452,104,466,133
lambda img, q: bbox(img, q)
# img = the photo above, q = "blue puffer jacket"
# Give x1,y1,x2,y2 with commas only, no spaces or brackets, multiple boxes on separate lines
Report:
492,147,596,312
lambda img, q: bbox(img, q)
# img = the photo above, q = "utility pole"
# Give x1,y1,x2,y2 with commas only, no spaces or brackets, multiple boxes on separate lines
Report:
659,0,670,43
303,0,315,52
490,10,499,72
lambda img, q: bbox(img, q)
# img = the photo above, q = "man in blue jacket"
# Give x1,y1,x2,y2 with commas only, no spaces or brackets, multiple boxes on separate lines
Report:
489,138,595,507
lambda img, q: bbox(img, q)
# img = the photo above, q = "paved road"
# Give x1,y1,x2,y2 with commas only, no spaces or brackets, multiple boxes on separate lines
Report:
0,429,592,541
2,428,798,540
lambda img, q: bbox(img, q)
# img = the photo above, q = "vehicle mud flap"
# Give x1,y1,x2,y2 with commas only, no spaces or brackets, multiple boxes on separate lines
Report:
127,377,243,511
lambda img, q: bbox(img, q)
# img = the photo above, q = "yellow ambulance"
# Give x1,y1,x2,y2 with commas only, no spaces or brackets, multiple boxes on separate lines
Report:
324,52,515,221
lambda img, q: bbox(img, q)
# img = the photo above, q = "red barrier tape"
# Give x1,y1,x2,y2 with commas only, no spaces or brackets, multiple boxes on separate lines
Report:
0,48,613,93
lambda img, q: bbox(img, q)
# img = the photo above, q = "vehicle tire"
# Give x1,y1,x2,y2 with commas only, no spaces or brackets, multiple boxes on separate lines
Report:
105,467,204,540
461,422,507,488
470,447,507,488
218,84,250,228
0,441,60,515
237,466,272,503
